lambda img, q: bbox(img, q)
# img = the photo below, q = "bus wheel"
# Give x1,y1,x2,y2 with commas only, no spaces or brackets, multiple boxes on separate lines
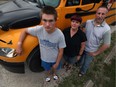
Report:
26,46,44,72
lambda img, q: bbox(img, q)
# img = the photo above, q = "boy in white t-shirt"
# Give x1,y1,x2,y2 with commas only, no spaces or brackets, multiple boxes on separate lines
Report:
16,6,66,82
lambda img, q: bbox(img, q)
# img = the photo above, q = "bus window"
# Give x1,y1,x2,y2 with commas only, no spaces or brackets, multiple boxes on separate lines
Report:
66,0,80,6
102,0,114,10
82,0,93,5
40,0,60,7
82,0,101,5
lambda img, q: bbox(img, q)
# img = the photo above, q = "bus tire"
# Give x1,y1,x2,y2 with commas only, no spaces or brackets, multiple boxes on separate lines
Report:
26,46,44,72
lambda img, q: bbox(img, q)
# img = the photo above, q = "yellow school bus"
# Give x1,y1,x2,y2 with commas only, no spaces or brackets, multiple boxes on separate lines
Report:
0,0,115,73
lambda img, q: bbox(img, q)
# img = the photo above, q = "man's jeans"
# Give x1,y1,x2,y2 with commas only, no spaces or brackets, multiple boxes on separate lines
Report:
79,51,94,74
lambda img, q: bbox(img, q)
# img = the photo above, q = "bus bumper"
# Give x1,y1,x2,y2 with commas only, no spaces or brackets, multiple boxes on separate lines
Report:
0,59,24,73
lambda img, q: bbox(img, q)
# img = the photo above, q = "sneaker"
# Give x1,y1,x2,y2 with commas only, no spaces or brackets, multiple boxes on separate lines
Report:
53,75,58,80
46,77,51,82
78,72,84,77
66,65,72,71
63,63,68,68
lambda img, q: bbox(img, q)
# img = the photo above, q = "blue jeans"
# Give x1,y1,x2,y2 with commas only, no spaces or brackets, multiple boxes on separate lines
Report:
79,51,94,74
41,60,61,71
63,55,77,65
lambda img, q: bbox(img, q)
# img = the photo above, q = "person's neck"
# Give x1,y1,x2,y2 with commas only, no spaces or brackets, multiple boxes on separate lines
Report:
94,20,103,26
95,22,101,25
47,28,56,34
70,28,78,37
71,28,78,32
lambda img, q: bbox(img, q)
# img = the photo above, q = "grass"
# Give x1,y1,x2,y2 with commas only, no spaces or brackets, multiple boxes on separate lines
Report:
102,56,115,87
58,31,116,87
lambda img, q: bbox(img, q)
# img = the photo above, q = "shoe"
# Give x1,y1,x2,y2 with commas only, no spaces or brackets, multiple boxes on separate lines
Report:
53,75,58,80
66,65,71,71
78,72,84,77
63,63,68,68
46,77,51,82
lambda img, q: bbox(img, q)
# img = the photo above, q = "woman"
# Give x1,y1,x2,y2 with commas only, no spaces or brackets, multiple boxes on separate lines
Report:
63,14,87,71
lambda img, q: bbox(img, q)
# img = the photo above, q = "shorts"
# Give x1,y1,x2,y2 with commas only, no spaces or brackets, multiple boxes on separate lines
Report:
41,60,61,71
63,55,77,65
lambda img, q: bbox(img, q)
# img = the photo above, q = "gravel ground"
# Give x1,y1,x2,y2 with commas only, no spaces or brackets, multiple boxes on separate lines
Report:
0,64,70,87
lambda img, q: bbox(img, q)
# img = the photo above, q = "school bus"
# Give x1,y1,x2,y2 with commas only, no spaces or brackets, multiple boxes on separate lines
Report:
0,0,115,73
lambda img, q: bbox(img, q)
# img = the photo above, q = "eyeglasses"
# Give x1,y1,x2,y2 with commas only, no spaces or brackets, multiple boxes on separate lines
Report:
42,19,55,23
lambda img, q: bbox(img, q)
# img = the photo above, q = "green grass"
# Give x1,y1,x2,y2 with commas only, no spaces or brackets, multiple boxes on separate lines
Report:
58,31,116,87
102,56,115,87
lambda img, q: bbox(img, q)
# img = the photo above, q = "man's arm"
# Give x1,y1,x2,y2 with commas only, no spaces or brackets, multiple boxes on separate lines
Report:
52,48,64,69
89,30,111,56
16,29,29,55
89,44,110,56
80,22,86,32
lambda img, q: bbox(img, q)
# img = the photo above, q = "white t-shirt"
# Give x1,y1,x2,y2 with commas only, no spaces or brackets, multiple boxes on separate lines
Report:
27,25,66,62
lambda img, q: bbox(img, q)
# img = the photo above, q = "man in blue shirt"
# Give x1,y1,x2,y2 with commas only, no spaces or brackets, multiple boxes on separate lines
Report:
79,6,111,77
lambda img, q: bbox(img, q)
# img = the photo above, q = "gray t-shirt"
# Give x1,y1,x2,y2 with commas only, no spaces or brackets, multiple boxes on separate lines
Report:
85,19,111,52
27,25,66,62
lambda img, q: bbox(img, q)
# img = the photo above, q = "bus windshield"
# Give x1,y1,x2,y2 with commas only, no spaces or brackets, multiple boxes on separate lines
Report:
40,0,60,7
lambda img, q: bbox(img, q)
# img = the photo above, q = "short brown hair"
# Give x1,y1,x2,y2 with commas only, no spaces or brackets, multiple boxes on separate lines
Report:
97,6,109,13
40,6,58,20
71,14,82,23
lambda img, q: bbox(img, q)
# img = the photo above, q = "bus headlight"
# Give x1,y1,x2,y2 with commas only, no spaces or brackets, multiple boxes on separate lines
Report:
0,47,17,58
